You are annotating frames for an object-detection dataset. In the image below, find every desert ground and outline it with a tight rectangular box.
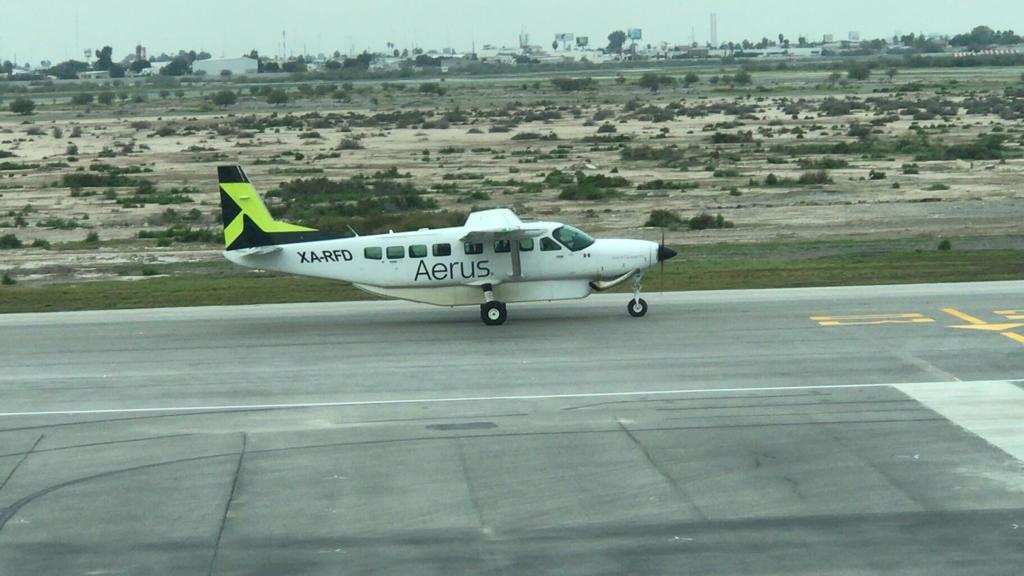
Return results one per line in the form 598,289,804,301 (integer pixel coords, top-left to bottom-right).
0,64,1022,296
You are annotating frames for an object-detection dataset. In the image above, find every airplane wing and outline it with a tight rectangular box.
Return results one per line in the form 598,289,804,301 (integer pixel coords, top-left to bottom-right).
460,209,546,243
459,209,548,280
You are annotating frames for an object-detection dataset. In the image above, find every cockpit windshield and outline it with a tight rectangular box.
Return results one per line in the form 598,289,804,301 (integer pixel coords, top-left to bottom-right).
552,225,596,252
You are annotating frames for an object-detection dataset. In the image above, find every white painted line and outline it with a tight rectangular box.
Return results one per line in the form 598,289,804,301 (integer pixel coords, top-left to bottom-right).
896,381,1024,463
0,380,1016,419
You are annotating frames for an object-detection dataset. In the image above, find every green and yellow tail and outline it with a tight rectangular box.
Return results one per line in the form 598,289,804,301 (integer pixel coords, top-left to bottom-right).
218,166,336,250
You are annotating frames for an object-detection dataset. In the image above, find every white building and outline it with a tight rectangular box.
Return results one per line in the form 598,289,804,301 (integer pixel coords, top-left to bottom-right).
192,57,258,77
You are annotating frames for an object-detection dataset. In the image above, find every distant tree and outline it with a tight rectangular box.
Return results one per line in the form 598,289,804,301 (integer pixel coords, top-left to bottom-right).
343,52,373,71
950,25,1022,48
48,59,90,79
262,61,280,73
798,36,808,47
70,93,94,106
847,63,872,81
827,71,843,86
97,91,115,105
129,59,151,74
108,63,125,78
607,30,627,53
196,51,211,60
638,73,675,93
414,54,441,67
160,57,190,76
1,60,12,75
94,46,113,70
418,82,446,96
210,90,238,107
282,58,307,73
220,69,232,78
266,89,289,106
324,59,342,70
9,97,35,115
886,68,898,82
732,70,753,86
684,72,700,86
551,77,594,92
248,49,259,60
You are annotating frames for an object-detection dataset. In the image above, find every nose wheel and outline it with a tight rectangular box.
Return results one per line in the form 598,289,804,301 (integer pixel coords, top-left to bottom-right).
627,298,648,317
627,273,648,318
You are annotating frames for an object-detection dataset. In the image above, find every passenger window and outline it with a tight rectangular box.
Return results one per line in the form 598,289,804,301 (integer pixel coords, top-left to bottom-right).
464,242,483,255
494,239,511,253
386,246,405,259
518,238,535,252
541,237,562,251
364,247,382,260
409,245,428,258
433,243,452,257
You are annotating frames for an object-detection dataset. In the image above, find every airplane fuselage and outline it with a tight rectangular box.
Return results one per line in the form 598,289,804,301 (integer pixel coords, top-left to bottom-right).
225,222,659,306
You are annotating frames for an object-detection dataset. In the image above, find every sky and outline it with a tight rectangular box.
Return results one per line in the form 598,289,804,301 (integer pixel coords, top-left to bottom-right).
2,0,1023,66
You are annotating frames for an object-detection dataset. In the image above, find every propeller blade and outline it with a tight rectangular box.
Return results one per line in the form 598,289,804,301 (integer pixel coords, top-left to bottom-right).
660,228,666,294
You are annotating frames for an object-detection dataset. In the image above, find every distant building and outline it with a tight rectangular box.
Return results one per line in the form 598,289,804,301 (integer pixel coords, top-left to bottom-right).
77,70,111,80
191,57,258,76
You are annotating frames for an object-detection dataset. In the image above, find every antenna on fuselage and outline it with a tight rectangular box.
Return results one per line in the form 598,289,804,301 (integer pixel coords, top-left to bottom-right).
346,225,359,237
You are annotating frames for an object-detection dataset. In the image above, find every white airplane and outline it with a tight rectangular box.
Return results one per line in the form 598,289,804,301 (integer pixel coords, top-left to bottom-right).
218,165,677,325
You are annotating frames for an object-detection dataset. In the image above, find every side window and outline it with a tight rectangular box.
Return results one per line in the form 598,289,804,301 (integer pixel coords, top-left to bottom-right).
364,247,382,260
409,245,428,258
494,239,511,253
386,246,405,259
464,242,483,255
518,238,535,252
433,243,452,257
540,237,562,251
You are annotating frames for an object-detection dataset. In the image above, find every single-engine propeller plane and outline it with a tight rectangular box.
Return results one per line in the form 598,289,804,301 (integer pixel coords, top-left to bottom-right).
218,165,677,325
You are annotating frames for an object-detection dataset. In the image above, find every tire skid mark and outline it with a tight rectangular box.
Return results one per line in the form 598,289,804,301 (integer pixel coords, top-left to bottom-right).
0,435,43,495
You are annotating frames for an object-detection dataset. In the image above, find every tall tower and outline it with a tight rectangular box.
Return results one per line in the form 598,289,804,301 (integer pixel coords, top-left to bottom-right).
710,13,718,47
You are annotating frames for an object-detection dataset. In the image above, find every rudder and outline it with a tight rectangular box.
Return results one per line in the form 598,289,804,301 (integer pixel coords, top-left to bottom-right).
218,165,337,250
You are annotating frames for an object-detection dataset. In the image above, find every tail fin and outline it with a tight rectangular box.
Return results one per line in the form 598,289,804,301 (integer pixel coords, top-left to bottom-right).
218,166,335,250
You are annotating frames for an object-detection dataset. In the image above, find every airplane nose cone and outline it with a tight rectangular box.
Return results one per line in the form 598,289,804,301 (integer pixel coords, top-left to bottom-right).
658,245,677,262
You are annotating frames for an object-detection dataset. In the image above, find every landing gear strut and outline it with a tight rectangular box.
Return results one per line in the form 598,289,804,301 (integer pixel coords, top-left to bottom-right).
627,274,648,318
479,283,507,326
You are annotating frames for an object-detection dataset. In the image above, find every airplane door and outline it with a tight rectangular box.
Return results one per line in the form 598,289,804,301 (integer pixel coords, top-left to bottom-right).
522,236,577,279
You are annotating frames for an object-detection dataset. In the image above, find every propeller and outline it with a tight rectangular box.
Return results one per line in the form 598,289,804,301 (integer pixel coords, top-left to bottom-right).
656,228,677,294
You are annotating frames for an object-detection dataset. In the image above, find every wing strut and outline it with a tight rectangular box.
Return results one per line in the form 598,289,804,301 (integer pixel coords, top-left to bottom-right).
510,240,522,278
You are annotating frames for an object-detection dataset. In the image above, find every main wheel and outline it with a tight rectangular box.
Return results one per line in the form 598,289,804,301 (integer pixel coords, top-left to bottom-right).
627,298,648,318
481,301,508,326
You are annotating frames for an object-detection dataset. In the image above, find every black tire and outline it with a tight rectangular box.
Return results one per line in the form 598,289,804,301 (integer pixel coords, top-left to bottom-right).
481,301,507,326
627,298,648,318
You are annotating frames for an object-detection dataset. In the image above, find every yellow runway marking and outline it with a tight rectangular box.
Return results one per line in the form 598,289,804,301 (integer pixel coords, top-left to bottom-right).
943,308,1024,332
1003,332,1024,346
942,307,988,325
995,310,1024,320
811,313,934,327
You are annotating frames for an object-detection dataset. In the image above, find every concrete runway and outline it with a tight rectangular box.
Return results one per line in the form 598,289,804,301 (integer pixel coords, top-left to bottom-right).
1,282,1024,575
